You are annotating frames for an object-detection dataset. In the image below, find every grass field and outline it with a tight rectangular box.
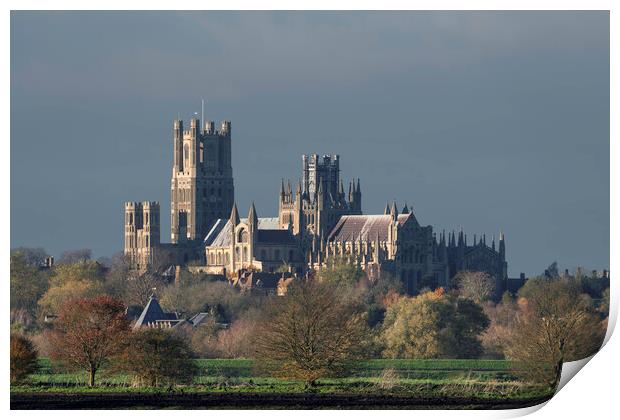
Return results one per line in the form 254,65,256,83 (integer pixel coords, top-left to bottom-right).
11,358,547,398
11,358,554,408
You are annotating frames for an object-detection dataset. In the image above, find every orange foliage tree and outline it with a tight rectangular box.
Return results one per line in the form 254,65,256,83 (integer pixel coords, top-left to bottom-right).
47,295,130,386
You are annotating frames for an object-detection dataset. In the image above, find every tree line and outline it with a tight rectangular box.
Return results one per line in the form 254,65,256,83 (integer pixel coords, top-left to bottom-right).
10,248,609,390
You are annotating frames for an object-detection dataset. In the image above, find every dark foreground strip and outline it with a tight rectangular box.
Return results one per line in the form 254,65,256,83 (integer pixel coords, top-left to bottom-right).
11,392,553,410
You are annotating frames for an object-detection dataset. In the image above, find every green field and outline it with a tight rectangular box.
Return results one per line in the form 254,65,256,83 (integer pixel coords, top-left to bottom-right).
11,358,549,400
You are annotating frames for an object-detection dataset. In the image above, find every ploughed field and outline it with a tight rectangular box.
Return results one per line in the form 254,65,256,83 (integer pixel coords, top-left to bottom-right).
11,359,553,409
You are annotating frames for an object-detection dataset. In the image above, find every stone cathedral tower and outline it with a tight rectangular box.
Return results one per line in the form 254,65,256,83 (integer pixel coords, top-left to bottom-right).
171,118,234,244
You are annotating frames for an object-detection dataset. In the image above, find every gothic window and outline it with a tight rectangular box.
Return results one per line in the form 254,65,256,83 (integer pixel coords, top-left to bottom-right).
235,247,240,260
184,145,190,168
238,229,249,243
242,247,248,262
129,213,133,224
225,253,229,264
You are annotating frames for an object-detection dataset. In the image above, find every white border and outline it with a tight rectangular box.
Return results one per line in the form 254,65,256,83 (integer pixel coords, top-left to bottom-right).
4,2,616,419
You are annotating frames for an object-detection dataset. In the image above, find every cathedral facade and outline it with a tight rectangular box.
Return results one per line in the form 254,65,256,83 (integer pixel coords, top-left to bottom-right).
124,112,510,296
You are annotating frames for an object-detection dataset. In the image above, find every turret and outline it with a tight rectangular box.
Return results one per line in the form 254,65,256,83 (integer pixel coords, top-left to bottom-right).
230,202,240,226
219,121,231,137
354,178,362,212
204,120,215,135
189,118,200,168
348,180,354,203
390,201,398,222
173,119,184,172
248,202,258,231
499,231,506,261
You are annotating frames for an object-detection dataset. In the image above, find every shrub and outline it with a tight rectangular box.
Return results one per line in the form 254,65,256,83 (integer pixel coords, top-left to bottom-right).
10,333,39,383
119,328,199,387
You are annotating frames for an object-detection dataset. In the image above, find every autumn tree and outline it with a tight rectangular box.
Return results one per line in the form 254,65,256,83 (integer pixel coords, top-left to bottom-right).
505,279,605,389
47,295,130,386
10,333,39,384
38,260,106,316
254,279,369,385
452,271,495,304
480,293,518,358
214,317,257,358
380,289,489,359
119,328,198,387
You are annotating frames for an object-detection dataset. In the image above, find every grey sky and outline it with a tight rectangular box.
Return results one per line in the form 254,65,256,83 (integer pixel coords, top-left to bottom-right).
10,11,609,276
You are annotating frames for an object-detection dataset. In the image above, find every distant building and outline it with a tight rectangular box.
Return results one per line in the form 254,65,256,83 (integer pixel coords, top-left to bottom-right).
123,110,511,296
133,294,213,330
203,203,305,276
124,117,234,270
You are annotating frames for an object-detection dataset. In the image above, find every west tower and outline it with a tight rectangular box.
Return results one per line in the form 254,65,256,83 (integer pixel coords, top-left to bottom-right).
171,118,234,244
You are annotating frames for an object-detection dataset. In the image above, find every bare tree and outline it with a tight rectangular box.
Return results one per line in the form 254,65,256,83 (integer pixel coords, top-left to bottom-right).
58,249,92,265
254,280,369,385
505,279,605,389
125,271,165,308
452,271,495,303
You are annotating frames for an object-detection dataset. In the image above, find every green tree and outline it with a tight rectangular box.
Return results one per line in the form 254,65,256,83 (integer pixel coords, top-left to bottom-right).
317,256,365,288
380,290,489,359
38,260,107,316
119,328,198,387
10,333,39,384
517,276,548,300
10,252,49,314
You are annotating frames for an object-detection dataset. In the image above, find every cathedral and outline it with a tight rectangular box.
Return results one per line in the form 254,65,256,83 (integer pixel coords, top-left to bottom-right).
124,114,511,296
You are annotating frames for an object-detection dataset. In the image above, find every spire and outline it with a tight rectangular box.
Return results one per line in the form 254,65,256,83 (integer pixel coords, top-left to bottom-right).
287,180,292,197
402,202,409,214
229,202,240,226
248,202,258,227
384,202,390,215
280,179,285,197
356,178,361,193
339,179,345,195
492,235,496,251
348,180,353,201
390,201,398,221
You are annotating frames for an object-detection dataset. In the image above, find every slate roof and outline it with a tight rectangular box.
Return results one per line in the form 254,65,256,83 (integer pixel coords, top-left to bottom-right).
327,214,413,242
133,295,178,329
188,312,210,327
257,229,296,244
204,217,289,247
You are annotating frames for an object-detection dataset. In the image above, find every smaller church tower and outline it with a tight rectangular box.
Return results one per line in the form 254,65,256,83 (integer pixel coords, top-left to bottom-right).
124,201,161,269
